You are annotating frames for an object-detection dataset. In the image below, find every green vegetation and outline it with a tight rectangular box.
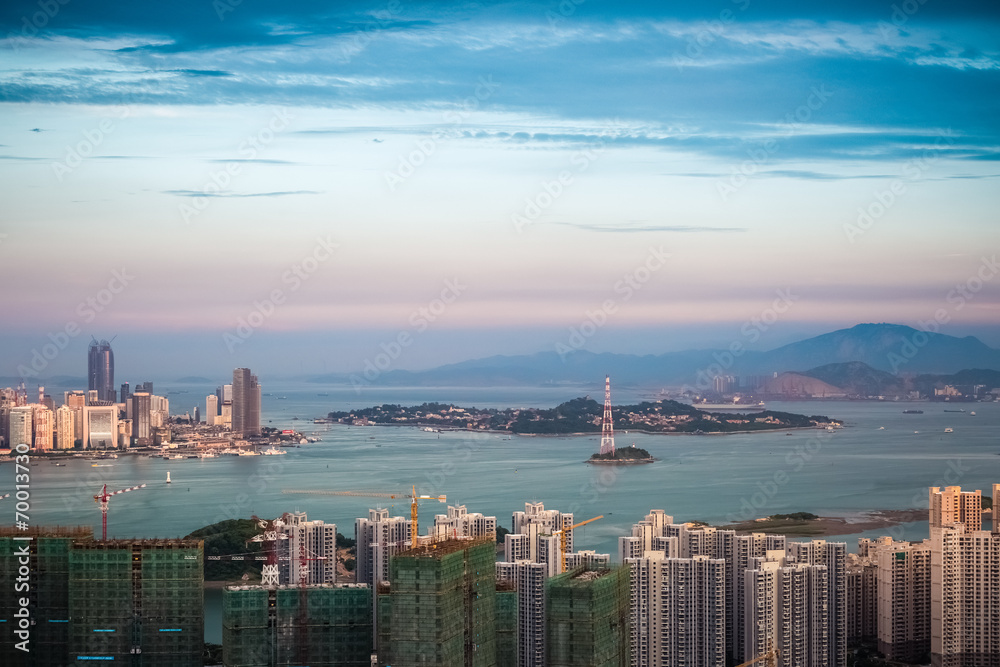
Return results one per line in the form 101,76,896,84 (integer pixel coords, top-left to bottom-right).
337,532,356,548
185,519,263,582
327,398,835,435
770,512,819,521
496,525,510,544
589,445,652,461
983,496,993,510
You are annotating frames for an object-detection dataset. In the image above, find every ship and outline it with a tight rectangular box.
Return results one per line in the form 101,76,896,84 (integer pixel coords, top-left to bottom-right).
261,447,286,456
902,410,924,414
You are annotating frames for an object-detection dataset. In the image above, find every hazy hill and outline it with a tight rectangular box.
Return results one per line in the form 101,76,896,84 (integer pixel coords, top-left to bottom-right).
800,361,903,396
761,373,846,398
309,323,1000,387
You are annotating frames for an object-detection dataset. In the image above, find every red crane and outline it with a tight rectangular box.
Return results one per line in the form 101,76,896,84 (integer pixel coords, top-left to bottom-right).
93,483,146,541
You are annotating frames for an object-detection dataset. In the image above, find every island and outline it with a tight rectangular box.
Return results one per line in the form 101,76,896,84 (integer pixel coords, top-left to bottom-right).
588,444,654,465
323,397,840,435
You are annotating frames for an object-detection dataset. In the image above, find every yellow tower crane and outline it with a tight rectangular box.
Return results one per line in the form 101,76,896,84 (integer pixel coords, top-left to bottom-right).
283,485,446,549
551,515,603,573
735,642,779,667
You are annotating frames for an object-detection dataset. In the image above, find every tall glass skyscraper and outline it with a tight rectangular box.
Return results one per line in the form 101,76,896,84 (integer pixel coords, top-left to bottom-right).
87,339,115,403
232,368,261,438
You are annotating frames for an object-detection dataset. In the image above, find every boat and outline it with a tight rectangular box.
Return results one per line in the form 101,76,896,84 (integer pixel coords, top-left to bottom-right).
944,428,954,433
261,448,286,456
237,450,260,456
878,426,885,430
902,410,924,414
944,409,966,413
971,412,976,416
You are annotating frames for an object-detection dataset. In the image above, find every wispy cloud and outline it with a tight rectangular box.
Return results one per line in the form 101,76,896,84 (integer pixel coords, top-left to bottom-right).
163,189,323,198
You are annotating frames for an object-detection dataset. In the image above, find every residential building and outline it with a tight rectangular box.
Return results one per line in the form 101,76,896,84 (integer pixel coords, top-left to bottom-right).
546,564,630,667
877,540,932,663
432,504,497,540
55,404,75,450
277,511,337,585
355,508,411,587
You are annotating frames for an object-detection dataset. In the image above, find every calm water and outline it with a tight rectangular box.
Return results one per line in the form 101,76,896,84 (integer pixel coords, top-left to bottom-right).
9,385,1000,642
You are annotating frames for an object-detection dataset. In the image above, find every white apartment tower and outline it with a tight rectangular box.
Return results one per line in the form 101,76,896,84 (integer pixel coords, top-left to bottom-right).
431,504,497,540
354,508,411,587
876,539,932,662
277,511,337,585
496,560,548,667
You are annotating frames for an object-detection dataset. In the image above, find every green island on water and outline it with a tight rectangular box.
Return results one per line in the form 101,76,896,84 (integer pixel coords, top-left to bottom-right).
324,397,840,436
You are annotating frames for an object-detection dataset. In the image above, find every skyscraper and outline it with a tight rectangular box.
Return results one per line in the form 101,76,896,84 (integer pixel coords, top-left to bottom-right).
232,368,261,437
55,405,75,450
87,338,115,402
132,392,151,445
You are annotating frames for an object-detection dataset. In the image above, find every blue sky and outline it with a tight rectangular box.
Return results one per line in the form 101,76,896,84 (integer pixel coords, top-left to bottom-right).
1,0,998,378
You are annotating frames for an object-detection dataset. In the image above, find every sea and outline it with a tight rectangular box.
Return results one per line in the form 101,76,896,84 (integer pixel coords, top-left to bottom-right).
8,381,999,643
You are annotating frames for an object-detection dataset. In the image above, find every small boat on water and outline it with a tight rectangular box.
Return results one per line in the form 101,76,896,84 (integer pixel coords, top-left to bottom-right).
903,410,923,414
944,428,954,433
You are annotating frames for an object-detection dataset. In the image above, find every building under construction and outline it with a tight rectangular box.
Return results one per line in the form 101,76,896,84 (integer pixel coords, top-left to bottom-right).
495,581,517,667
546,565,631,667
0,527,203,666
0,526,92,665
223,583,373,667
378,537,497,667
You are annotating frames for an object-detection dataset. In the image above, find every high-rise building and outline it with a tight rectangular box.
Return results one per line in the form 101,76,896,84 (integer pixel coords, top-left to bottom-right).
786,539,847,667
132,391,152,445
432,504,498,540
876,540,932,663
82,405,118,449
0,528,203,665
277,512,338,586
206,395,218,425
355,508,411,587
87,338,115,402
509,502,574,575
66,390,86,441
928,483,1000,667
31,404,53,450
223,584,373,667
929,486,982,531
931,522,1000,667
232,368,261,437
120,382,130,403
8,405,32,447
496,560,548,667
55,404,75,450
545,564,630,667
745,555,830,667
994,484,1000,533
845,552,877,644
731,532,787,662
380,538,497,667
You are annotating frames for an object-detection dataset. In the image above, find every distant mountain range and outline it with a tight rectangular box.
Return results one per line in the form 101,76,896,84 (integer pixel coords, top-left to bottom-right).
310,323,1000,388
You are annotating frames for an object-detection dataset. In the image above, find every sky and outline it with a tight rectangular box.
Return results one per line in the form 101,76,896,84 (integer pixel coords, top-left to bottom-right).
0,0,998,380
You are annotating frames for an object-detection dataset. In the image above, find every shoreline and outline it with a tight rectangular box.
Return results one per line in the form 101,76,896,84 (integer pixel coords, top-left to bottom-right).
721,509,928,537
328,421,831,438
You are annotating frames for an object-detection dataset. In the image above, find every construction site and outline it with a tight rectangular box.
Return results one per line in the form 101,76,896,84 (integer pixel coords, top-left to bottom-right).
546,565,631,667
0,526,204,666
223,583,373,667
378,537,498,667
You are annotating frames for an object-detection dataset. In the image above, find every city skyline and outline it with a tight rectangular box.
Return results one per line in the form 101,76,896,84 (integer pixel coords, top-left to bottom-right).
1,1,998,378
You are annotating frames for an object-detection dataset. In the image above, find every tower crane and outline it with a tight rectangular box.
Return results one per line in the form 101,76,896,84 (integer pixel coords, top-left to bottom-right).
283,485,446,549
551,515,603,573
735,642,779,667
93,483,146,541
